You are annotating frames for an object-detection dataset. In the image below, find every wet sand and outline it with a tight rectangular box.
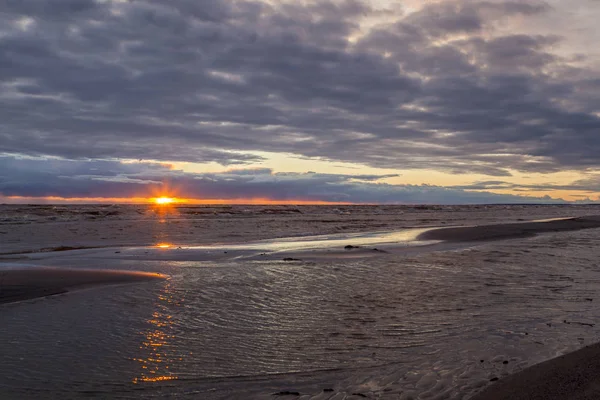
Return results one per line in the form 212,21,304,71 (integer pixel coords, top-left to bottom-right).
425,216,600,399
0,268,166,304
418,216,600,399
418,216,600,242
472,342,600,400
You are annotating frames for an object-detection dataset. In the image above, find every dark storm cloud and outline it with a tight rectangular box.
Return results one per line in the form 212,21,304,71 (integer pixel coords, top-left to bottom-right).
0,156,567,204
1,0,600,192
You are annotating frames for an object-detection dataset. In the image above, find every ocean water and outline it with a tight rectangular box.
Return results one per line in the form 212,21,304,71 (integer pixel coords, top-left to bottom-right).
2,205,600,399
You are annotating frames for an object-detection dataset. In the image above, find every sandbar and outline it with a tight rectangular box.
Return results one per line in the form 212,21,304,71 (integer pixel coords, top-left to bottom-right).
0,267,166,304
418,216,600,242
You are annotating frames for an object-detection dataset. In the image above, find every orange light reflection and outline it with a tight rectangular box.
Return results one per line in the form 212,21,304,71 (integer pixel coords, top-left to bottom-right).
133,281,180,384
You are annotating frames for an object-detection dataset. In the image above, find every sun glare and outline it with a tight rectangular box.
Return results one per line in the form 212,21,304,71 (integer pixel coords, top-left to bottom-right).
154,197,175,205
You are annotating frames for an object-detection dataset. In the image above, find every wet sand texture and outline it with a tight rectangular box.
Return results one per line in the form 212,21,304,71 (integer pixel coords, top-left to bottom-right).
418,216,600,242
0,268,165,304
472,342,600,400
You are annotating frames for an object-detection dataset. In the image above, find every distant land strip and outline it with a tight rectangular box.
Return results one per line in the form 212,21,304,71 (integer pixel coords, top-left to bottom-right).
0,245,114,256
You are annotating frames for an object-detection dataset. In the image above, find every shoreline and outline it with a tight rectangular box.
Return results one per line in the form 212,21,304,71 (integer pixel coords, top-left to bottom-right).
7,216,600,265
3,205,600,256
0,268,166,305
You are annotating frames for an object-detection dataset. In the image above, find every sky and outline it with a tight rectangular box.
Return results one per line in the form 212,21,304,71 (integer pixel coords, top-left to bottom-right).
2,0,600,204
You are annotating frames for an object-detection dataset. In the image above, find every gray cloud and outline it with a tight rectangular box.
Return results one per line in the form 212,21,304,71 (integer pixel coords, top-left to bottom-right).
404,1,549,38
1,0,600,194
452,176,600,193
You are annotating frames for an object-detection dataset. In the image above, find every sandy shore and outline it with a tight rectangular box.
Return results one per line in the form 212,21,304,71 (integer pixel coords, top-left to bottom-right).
0,268,166,304
418,216,600,242
472,342,600,400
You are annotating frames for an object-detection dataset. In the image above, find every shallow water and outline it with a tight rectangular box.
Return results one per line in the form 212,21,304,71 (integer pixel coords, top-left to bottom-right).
3,206,600,399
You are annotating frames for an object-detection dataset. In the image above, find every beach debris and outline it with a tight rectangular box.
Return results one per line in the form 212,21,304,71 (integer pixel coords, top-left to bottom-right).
490,377,499,382
503,361,508,364
372,248,388,253
283,258,301,261
585,298,593,301
344,245,359,249
272,390,300,396
323,388,334,392
352,394,368,398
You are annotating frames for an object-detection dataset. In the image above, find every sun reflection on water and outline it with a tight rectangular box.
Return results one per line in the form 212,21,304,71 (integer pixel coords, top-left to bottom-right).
133,281,181,384
148,201,187,248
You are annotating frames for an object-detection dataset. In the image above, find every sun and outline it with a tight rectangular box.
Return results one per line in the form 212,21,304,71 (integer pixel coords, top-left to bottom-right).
154,197,176,205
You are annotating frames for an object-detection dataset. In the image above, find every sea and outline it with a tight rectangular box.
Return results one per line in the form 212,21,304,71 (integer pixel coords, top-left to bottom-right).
2,204,600,399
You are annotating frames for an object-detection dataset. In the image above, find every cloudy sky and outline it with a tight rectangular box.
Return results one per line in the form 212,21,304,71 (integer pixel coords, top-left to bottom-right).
2,0,600,204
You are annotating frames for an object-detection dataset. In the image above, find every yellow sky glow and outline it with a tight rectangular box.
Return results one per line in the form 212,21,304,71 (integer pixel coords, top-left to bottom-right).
165,151,600,201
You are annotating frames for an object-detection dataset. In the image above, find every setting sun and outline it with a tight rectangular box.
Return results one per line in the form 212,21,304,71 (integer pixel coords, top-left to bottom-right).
153,197,176,205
